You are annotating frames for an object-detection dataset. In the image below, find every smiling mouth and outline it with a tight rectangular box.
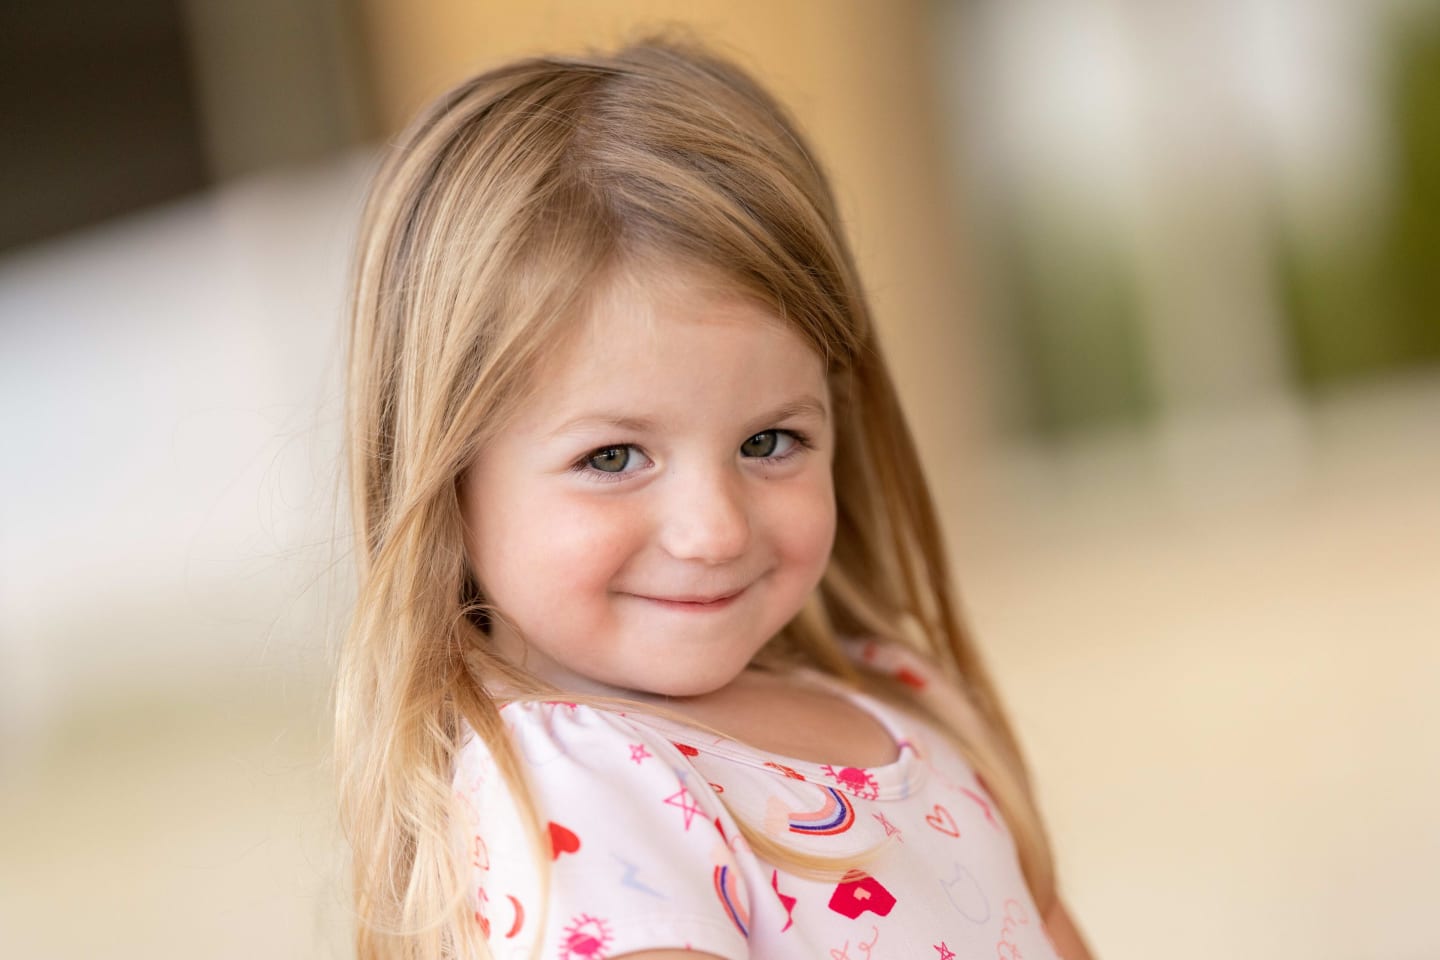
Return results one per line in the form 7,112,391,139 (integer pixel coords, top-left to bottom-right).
628,588,746,611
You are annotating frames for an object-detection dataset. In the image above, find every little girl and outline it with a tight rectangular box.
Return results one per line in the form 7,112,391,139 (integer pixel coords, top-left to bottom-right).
336,37,1092,960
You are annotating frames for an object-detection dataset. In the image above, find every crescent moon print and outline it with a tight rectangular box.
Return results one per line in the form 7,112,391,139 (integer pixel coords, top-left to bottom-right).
504,894,525,939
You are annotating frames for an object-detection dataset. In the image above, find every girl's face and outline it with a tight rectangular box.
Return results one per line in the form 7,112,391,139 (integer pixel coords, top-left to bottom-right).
459,267,836,699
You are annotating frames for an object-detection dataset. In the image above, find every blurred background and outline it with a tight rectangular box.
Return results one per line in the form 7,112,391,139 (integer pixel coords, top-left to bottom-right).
2,1,1436,957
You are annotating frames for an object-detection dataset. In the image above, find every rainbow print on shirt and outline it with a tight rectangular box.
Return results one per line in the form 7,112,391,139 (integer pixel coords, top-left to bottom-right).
787,786,856,836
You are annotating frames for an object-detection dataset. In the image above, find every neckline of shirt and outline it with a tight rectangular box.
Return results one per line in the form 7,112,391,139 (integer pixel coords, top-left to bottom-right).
624,666,927,801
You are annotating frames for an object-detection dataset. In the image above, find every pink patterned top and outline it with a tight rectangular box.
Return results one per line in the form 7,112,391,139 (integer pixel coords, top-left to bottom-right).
452,641,1060,960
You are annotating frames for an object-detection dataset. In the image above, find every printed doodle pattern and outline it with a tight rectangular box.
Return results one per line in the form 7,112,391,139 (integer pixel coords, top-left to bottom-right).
453,640,1061,960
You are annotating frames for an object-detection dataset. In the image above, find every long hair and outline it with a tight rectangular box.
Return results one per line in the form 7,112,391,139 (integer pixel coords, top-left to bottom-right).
335,35,1055,960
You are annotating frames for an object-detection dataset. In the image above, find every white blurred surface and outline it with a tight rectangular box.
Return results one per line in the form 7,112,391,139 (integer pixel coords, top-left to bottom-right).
0,154,370,958
1,152,1436,959
0,152,373,754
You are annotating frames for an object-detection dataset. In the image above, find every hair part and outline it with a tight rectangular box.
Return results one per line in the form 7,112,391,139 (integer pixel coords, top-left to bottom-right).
336,34,1054,960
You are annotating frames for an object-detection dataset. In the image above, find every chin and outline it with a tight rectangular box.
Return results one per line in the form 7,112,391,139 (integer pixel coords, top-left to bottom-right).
632,659,748,700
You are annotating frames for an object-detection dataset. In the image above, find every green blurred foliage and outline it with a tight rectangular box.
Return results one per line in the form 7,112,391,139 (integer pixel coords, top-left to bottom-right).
1000,214,1155,438
1278,5,1440,389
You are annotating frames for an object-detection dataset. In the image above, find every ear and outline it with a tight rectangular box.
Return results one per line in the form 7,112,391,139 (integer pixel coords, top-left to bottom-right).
454,467,482,559
453,472,492,633
459,566,491,634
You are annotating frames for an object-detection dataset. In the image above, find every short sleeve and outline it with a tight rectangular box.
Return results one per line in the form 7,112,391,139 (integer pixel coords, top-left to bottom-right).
846,637,997,752
454,702,751,960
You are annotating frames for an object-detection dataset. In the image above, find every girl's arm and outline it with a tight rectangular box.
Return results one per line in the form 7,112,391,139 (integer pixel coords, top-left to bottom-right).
1045,897,1097,960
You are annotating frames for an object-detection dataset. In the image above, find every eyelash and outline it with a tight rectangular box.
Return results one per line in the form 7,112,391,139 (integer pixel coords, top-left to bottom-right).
571,429,812,482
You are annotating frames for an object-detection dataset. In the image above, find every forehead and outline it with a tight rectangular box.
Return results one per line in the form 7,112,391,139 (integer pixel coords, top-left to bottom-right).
519,263,829,424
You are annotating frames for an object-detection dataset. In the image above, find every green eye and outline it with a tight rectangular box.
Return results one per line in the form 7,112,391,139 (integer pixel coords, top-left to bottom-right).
740,431,779,457
587,446,630,472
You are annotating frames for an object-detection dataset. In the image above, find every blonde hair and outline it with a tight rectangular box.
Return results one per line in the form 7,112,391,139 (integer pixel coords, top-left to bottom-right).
336,35,1055,960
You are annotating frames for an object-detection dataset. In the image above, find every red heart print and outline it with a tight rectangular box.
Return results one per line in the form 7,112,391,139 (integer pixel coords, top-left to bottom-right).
925,804,960,837
828,869,897,919
547,821,580,859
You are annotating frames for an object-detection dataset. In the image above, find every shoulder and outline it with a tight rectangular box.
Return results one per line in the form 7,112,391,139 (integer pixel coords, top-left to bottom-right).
454,702,749,960
453,700,738,871
463,698,682,759
842,636,998,751
455,700,716,815
840,633,944,687
843,635,952,697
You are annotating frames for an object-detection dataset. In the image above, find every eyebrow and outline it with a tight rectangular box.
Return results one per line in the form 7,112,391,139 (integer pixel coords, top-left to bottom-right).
548,395,829,439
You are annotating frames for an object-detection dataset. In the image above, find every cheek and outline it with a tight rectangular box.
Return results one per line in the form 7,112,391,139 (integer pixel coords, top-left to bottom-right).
550,498,646,585
474,486,646,599
766,470,837,578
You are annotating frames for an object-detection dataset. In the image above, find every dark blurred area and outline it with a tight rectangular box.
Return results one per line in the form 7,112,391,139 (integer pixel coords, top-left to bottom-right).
0,0,370,252
0,1,209,250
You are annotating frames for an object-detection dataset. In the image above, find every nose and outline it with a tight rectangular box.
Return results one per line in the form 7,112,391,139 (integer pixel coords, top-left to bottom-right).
657,467,752,563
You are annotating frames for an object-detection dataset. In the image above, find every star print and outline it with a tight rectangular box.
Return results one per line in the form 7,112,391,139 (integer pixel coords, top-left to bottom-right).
771,869,797,932
663,783,703,830
935,942,955,960
871,811,903,841
629,743,652,764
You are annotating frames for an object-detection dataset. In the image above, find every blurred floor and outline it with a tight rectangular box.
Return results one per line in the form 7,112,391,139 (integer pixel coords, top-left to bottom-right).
0,686,349,957
954,379,1440,960
1,155,1436,960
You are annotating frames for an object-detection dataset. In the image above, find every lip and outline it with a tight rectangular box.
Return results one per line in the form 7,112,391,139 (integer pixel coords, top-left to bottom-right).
627,587,747,611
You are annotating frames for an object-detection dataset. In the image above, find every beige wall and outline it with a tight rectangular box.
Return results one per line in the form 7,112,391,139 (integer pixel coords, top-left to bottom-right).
355,0,987,480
